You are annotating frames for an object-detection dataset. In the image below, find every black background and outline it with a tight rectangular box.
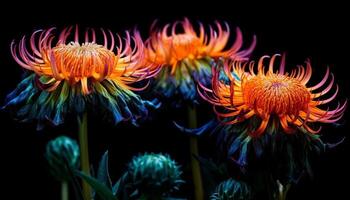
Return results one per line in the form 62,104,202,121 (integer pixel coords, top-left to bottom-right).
0,1,349,199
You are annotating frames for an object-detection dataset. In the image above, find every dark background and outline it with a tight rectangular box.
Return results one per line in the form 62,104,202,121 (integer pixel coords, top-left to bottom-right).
0,1,349,199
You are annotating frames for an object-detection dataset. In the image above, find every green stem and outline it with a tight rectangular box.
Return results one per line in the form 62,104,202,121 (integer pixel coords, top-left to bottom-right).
187,105,204,200
276,180,291,200
61,181,69,200
78,111,92,200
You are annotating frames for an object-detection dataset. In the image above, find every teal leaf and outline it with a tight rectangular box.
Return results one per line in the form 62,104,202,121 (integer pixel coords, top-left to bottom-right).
76,171,117,200
97,151,112,189
113,172,130,198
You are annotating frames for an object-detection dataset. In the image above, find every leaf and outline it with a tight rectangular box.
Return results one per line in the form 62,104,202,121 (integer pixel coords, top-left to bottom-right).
76,171,117,200
97,151,113,189
112,172,130,197
65,159,84,200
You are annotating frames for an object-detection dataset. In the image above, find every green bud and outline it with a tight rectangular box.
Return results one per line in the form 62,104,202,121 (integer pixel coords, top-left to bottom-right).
128,153,184,196
211,178,252,200
46,136,80,181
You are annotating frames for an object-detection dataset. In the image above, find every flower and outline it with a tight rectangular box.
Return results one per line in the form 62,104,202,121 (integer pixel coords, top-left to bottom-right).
199,54,347,137
4,26,159,128
46,136,80,181
210,178,252,200
195,54,347,172
145,18,256,102
127,153,184,197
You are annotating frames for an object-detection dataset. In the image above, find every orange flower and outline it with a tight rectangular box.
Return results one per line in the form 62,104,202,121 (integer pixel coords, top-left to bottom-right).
11,26,156,95
145,18,256,101
5,26,159,127
199,54,347,136
146,18,255,70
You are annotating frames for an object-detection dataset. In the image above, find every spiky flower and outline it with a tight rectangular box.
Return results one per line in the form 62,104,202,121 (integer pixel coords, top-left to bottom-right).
195,54,347,174
145,18,256,102
46,136,80,181
200,54,346,136
4,26,159,128
211,178,252,200
127,153,183,197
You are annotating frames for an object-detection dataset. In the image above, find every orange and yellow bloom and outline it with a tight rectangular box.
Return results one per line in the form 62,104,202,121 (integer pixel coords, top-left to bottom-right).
192,54,347,169
4,27,159,128
199,54,347,136
145,18,256,101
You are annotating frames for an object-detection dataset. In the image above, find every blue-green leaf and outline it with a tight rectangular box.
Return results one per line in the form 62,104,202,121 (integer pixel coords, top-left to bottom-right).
77,171,117,200
97,151,112,189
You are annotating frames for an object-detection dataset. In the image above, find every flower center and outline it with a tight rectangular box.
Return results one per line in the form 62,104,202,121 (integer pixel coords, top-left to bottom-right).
242,74,311,116
171,34,197,46
51,42,115,82
166,34,201,60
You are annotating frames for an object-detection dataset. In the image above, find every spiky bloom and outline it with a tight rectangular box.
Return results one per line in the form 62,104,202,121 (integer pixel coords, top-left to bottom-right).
199,54,346,137
145,18,256,102
127,153,184,197
4,27,159,128
46,136,80,181
211,178,252,200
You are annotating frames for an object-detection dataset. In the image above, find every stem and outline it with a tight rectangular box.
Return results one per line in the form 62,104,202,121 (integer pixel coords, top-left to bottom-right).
78,111,92,200
61,181,69,200
187,105,204,200
276,180,291,200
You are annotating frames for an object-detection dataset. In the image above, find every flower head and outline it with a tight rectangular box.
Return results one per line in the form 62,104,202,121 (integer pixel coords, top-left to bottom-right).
46,136,80,181
127,153,183,197
199,54,347,136
194,54,347,174
4,26,159,128
146,18,256,102
211,178,252,200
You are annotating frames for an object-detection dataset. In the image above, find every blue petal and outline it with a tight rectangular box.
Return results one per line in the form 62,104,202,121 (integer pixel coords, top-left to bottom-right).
236,137,251,166
173,119,217,136
228,132,248,156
